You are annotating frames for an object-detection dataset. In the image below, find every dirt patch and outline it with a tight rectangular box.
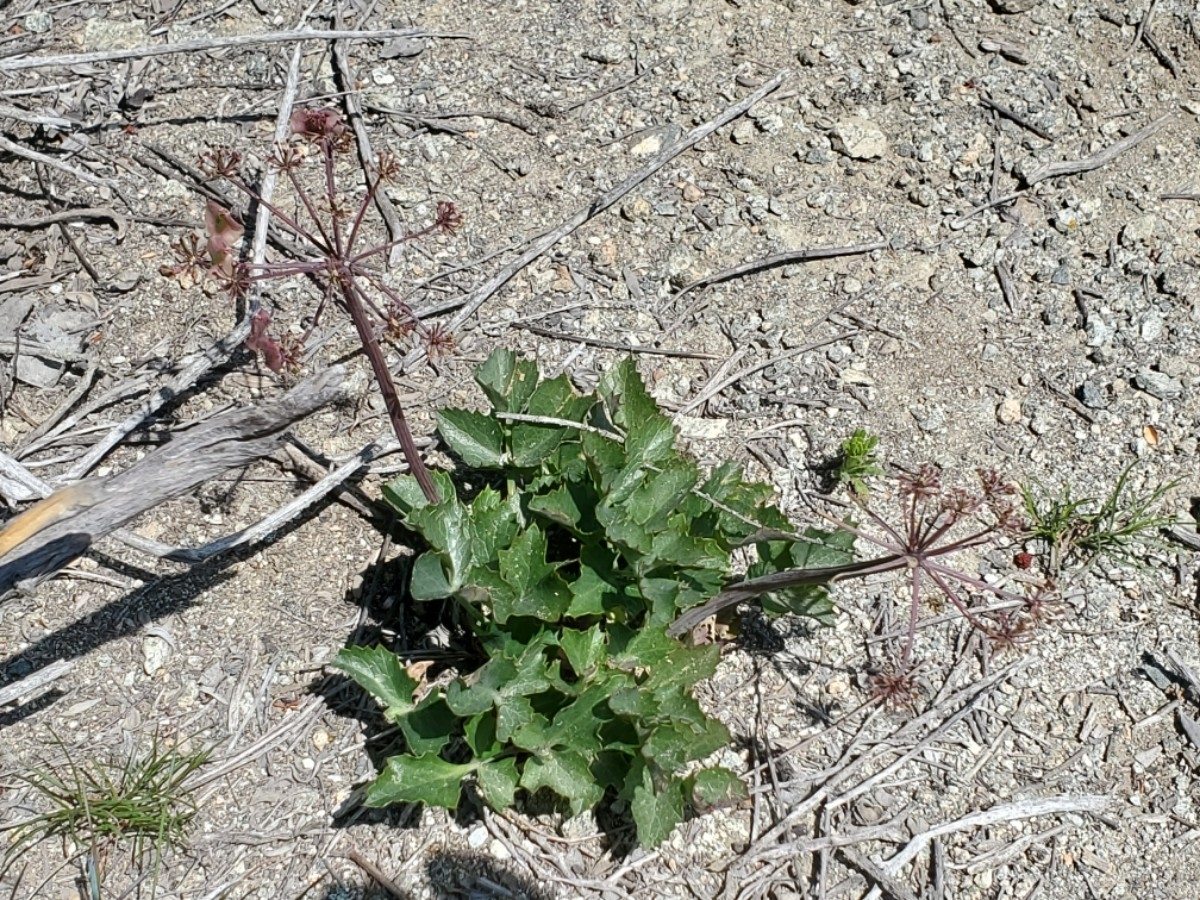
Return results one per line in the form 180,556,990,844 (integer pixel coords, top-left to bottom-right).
2,0,1200,898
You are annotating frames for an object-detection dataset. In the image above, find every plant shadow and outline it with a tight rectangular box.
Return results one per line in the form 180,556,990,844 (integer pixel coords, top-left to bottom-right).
314,846,556,899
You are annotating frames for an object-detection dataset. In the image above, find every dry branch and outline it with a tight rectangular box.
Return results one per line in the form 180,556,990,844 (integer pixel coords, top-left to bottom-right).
0,28,469,72
861,794,1109,900
0,207,128,238
0,658,74,708
60,319,253,483
0,133,115,187
0,366,345,592
1021,112,1174,186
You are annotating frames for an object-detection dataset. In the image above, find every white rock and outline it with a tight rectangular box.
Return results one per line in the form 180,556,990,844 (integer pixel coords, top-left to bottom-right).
831,117,887,159
997,396,1022,425
674,415,728,441
142,635,171,676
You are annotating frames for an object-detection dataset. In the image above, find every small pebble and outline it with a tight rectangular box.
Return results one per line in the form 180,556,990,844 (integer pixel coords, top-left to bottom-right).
24,10,52,32
1134,370,1182,400
1078,381,1108,409
830,117,887,159
583,41,627,64
997,397,1022,425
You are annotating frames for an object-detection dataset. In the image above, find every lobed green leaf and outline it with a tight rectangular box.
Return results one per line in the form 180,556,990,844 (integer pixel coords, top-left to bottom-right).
330,646,418,722
365,755,476,809
475,348,539,413
437,408,506,468
631,768,685,847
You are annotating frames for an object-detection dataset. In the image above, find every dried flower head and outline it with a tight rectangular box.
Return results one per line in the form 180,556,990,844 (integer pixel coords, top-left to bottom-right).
375,152,403,184
199,145,241,178
267,141,305,173
1019,583,1064,627
985,612,1034,655
868,668,920,710
422,322,456,360
290,107,348,145
978,468,1018,502
898,463,941,501
385,300,417,340
940,486,981,519
435,201,465,234
160,232,207,282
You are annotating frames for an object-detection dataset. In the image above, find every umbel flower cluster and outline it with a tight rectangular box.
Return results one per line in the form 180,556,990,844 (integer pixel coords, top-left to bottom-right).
162,107,462,503
843,465,1061,705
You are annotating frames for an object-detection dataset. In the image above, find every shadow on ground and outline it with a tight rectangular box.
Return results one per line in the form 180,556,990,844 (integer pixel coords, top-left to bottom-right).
0,485,336,728
315,846,555,899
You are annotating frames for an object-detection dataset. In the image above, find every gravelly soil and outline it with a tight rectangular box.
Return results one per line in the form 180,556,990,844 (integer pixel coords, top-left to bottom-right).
2,0,1200,898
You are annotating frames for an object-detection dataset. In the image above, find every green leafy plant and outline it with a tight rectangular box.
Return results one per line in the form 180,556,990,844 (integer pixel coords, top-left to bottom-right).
332,349,853,846
835,428,883,495
1021,463,1178,575
1,731,209,892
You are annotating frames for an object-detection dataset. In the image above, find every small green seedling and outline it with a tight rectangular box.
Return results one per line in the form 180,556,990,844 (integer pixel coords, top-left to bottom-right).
836,428,883,495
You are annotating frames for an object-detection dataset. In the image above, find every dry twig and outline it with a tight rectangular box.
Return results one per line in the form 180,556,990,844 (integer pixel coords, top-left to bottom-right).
1022,112,1174,185
0,133,114,187
864,794,1109,898
517,322,719,359
672,238,891,302
0,28,469,72
0,366,345,591
401,69,792,369
0,658,74,708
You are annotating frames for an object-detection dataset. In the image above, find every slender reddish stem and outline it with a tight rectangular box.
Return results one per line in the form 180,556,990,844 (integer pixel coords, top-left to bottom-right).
337,276,439,504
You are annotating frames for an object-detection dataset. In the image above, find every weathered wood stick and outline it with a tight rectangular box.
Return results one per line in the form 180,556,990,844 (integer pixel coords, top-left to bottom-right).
0,366,345,592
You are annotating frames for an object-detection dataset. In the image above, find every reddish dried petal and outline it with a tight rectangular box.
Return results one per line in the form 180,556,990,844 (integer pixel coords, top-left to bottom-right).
290,107,347,141
245,309,284,373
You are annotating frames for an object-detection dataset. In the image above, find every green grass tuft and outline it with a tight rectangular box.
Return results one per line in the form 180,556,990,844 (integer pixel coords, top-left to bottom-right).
1021,463,1179,575
1,730,210,892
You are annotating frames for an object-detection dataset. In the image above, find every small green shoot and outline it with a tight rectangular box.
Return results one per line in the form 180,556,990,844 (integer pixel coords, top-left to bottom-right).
333,349,853,847
836,428,882,496
1021,463,1178,575
1,731,210,891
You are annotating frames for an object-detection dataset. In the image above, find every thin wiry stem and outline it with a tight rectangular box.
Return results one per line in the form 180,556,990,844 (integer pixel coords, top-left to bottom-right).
924,567,989,631
345,172,384,256
850,502,909,552
348,270,397,322
222,173,326,251
347,222,440,266
921,558,1027,604
322,140,346,257
903,566,923,665
283,164,337,252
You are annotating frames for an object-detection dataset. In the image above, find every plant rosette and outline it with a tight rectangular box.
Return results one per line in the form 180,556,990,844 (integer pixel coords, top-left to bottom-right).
332,349,852,846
